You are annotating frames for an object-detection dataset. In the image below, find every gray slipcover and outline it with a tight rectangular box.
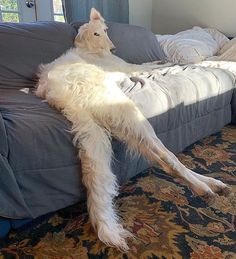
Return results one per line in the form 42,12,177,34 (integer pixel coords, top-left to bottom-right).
0,21,235,220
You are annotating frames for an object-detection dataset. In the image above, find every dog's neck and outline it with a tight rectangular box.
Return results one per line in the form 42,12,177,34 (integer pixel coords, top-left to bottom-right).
71,45,129,74
75,43,111,58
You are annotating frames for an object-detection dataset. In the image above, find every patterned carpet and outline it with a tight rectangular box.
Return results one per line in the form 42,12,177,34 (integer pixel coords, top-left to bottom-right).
0,125,236,259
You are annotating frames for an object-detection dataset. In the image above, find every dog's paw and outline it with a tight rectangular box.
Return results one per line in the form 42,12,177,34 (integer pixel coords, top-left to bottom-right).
205,178,232,197
97,223,133,251
215,185,232,197
200,191,217,206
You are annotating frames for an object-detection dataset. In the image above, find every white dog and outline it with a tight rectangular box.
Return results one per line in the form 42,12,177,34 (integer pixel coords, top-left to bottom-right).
36,8,231,250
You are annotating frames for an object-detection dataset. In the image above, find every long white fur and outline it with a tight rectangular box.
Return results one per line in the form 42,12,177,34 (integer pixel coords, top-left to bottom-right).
36,8,231,250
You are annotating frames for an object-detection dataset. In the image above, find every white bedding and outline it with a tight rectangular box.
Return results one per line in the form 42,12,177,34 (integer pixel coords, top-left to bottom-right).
156,26,229,64
155,27,236,99
212,38,236,62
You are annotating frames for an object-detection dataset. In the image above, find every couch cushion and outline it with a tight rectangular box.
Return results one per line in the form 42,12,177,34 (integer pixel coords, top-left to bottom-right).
0,88,84,218
0,22,76,89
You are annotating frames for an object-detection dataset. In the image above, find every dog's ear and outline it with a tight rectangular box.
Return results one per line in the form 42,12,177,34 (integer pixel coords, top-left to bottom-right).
74,24,89,47
74,33,82,47
90,7,104,22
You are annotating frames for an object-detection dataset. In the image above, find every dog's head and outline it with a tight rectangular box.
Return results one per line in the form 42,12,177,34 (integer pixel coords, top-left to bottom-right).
74,8,115,55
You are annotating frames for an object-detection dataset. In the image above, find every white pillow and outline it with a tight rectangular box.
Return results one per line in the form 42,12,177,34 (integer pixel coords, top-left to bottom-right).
204,27,229,49
218,37,236,55
157,27,221,64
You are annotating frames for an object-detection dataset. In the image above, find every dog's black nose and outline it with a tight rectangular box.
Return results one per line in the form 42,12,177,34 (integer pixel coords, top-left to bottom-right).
110,47,116,53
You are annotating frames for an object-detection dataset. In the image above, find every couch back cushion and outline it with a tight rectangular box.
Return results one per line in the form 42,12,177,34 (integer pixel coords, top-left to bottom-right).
0,21,165,89
0,22,76,88
72,21,166,64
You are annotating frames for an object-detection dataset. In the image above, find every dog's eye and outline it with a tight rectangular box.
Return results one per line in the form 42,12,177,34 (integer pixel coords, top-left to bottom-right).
94,32,100,36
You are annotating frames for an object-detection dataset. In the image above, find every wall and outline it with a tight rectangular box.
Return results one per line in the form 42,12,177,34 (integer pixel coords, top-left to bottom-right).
129,0,152,30
152,0,236,37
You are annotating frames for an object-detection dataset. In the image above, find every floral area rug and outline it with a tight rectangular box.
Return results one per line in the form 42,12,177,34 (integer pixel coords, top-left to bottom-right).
0,125,236,259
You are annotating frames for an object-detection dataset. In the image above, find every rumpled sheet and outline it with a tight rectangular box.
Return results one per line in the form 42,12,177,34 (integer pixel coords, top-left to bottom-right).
121,63,235,120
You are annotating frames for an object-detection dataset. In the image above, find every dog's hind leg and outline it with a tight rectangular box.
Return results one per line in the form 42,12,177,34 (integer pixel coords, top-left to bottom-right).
63,106,131,250
136,135,230,202
109,104,230,203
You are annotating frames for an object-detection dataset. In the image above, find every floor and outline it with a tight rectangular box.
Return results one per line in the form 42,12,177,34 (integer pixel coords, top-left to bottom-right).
1,125,236,259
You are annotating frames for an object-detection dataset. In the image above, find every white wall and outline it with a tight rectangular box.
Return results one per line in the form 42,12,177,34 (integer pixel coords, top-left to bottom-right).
129,0,152,30
152,0,236,37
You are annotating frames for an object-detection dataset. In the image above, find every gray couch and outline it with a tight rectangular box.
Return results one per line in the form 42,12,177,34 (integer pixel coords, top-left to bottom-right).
0,21,235,237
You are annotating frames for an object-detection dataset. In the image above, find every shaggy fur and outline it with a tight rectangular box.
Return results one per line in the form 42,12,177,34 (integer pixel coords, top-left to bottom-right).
36,8,231,250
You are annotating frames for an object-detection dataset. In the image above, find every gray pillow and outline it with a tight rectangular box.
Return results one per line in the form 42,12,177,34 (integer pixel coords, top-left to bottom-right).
0,21,76,88
71,22,166,64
